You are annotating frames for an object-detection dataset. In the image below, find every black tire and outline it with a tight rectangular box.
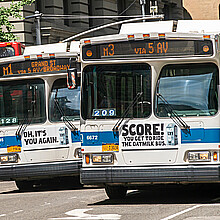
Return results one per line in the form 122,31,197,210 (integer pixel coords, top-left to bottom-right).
15,180,35,192
105,185,127,199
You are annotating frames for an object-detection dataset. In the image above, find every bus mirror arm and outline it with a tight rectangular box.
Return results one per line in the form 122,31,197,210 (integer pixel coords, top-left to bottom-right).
112,92,143,133
67,68,78,89
156,93,190,134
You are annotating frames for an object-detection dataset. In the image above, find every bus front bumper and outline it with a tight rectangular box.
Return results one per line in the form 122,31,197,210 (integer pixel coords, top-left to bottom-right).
0,160,81,181
81,165,220,185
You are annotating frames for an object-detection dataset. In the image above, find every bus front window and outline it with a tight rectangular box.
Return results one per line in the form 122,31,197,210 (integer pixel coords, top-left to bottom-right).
156,63,219,117
0,79,45,126
82,64,151,120
49,78,80,122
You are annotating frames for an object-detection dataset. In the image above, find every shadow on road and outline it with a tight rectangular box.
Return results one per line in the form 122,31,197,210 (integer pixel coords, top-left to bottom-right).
0,178,103,195
90,183,220,206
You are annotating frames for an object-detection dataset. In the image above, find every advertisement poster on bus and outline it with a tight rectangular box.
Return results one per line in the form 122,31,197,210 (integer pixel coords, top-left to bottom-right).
21,125,70,149
119,122,180,149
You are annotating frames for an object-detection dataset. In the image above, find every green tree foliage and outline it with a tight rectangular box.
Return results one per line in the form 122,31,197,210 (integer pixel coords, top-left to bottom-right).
0,0,35,42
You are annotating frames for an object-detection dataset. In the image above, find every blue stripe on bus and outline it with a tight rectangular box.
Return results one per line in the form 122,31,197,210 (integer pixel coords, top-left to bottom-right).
0,136,21,148
181,128,220,143
81,128,220,146
71,130,81,143
81,131,119,146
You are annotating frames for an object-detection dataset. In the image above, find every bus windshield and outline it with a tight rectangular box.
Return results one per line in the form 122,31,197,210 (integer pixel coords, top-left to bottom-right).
156,63,219,117
0,79,46,126
82,64,151,120
49,78,80,122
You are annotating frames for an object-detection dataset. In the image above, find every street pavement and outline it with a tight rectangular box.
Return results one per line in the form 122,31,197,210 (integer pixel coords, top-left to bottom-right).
1,181,220,219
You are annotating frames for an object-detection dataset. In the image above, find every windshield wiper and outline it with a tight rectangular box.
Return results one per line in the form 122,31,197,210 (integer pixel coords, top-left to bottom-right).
54,91,78,133
112,92,143,133
157,93,190,133
15,100,35,137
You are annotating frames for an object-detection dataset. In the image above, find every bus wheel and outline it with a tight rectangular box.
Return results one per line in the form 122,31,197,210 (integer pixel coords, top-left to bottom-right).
105,185,127,199
15,180,34,192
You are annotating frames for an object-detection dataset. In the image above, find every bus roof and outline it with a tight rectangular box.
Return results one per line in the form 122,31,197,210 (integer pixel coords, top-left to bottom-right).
119,20,174,34
176,20,220,34
120,20,220,35
24,41,80,55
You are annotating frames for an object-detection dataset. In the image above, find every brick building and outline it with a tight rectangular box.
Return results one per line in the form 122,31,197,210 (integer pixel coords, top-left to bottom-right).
1,0,186,45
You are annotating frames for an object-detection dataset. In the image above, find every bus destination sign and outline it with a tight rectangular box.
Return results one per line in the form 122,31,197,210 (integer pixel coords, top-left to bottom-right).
0,58,71,77
82,39,213,60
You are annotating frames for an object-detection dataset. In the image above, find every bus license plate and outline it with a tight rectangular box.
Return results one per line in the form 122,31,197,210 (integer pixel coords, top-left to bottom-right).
102,144,119,152
7,146,21,153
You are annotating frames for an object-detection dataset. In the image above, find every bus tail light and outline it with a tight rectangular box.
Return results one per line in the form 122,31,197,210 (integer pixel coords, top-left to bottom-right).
85,154,90,164
159,33,166,39
24,55,30,60
213,152,218,161
127,35,134,40
49,53,55,58
84,40,91,45
203,35,210,39
37,54,43,59
143,34,150,39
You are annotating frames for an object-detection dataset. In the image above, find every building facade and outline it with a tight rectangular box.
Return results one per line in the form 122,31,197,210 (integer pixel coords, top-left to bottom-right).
2,0,186,45
183,0,220,20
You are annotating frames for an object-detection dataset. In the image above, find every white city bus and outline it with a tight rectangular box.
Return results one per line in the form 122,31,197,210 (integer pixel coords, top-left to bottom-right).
80,20,220,199
0,42,81,191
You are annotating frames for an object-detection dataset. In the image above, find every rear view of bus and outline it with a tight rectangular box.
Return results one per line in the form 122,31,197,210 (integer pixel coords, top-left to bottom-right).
80,20,220,199
0,42,81,191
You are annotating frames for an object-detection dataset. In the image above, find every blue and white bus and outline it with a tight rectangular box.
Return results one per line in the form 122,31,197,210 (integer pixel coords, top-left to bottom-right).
79,20,220,199
0,42,81,191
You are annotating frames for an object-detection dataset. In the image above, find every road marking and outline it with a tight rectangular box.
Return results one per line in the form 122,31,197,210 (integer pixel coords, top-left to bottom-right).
13,210,23,214
0,214,6,217
41,202,51,206
68,197,77,200
160,205,201,220
49,208,121,220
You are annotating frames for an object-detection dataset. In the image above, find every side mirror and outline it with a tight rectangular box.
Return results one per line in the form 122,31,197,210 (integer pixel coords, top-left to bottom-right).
67,68,78,89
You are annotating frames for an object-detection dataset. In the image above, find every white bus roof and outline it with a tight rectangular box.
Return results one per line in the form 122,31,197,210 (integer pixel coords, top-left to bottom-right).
176,20,220,34
24,41,80,55
120,20,220,35
119,20,174,34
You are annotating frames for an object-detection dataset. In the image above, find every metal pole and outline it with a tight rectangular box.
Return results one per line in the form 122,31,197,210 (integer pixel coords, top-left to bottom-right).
35,11,41,45
140,0,146,22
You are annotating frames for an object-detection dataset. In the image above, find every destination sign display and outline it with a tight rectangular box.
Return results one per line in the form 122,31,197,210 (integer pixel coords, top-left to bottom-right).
0,58,71,77
82,39,213,60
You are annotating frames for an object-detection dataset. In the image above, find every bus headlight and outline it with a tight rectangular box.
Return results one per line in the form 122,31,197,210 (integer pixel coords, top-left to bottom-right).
188,151,211,162
0,154,18,163
92,154,113,164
